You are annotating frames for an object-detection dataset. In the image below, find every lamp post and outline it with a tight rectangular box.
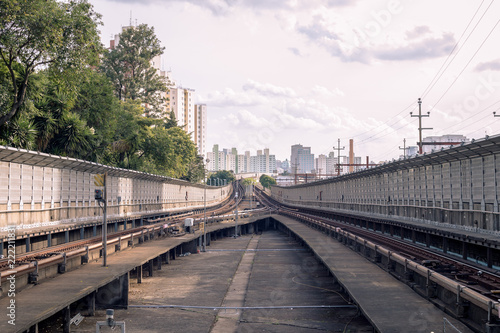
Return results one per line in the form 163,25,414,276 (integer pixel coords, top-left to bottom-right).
203,159,209,252
235,190,238,237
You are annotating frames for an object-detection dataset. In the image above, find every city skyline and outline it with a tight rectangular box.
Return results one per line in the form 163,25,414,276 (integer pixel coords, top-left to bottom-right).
90,0,500,162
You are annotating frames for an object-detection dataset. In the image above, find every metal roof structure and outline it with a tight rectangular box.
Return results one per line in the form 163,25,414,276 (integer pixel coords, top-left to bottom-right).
278,134,500,189
0,145,203,188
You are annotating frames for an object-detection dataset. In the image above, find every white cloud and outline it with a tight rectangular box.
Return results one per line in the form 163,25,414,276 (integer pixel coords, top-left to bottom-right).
475,59,500,72
311,85,344,97
242,79,296,97
198,87,268,107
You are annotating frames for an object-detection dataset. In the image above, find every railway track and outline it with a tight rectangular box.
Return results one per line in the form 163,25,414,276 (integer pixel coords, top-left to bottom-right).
254,187,500,302
0,181,246,273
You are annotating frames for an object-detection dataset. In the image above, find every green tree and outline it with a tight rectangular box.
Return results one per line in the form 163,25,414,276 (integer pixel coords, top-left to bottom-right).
209,170,236,186
180,155,206,183
102,24,167,115
241,178,256,186
0,0,102,127
71,70,119,160
108,100,152,169
164,110,178,129
259,174,276,189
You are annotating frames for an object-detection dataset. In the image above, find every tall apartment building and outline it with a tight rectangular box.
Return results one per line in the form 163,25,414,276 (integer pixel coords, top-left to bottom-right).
315,152,337,176
291,144,315,174
244,151,251,172
167,87,195,136
194,104,207,156
208,145,276,174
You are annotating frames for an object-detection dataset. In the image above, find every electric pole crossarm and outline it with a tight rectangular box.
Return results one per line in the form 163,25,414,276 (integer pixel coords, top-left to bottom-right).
409,98,432,154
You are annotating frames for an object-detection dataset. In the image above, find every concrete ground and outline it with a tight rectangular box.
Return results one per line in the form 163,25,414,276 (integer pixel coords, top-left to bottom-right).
71,229,373,332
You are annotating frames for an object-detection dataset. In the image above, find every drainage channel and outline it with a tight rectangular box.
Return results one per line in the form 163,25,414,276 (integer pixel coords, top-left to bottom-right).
209,234,261,333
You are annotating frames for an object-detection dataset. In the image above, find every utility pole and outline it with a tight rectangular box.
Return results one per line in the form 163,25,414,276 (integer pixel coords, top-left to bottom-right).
410,98,432,154
335,139,345,176
234,190,238,237
103,172,107,266
292,158,300,185
203,158,209,252
94,172,107,267
399,138,407,158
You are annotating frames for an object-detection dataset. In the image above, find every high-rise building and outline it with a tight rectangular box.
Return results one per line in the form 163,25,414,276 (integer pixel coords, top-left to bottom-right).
213,144,219,171
206,152,216,171
291,144,315,174
326,152,336,175
245,151,251,172
315,154,328,176
231,148,238,173
167,87,195,135
208,145,276,173
194,104,207,156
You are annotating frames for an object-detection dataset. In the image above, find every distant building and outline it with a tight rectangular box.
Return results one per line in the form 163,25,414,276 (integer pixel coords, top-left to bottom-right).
193,104,207,156
291,144,315,174
399,135,470,158
422,135,469,154
326,152,336,174
208,145,276,173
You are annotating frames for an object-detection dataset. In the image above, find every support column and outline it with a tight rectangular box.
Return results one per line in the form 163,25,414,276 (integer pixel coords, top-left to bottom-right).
165,251,170,265
148,260,153,277
462,241,468,260
443,237,448,254
80,227,84,240
27,324,38,333
487,247,493,268
26,235,30,253
137,265,142,284
87,291,96,316
62,305,70,333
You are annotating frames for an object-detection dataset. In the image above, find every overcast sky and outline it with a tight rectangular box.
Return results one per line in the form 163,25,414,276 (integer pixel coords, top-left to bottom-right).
89,0,500,162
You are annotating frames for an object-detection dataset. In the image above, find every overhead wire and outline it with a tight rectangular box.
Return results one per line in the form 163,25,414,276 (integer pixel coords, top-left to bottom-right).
463,111,500,137
420,0,490,100
437,98,500,134
320,1,498,161
427,16,500,113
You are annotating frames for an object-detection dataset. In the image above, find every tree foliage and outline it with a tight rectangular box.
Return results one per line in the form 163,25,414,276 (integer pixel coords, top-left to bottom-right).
259,174,276,189
0,4,202,183
0,0,102,126
209,170,236,186
241,178,256,186
101,24,167,115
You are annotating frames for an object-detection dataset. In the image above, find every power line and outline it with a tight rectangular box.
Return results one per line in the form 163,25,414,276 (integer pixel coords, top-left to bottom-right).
438,98,500,133
319,101,416,156
428,16,500,113
420,0,491,99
